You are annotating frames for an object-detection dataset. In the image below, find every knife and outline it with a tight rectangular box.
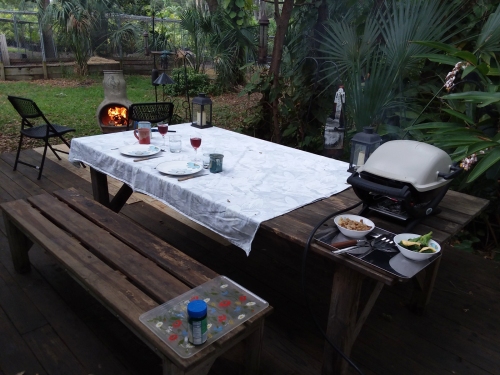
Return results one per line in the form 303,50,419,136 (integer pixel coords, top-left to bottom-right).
178,174,209,182
133,155,163,162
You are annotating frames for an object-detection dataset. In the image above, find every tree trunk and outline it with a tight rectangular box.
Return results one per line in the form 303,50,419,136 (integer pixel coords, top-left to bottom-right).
205,0,218,13
267,0,295,143
41,0,56,59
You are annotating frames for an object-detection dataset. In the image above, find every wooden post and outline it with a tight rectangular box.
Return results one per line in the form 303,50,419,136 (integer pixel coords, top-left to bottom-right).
42,61,48,79
0,61,5,81
409,255,442,314
90,167,110,206
0,34,10,67
322,264,364,375
2,209,33,274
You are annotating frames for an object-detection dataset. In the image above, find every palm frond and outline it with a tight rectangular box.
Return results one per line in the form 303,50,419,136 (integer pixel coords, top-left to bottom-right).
475,4,500,54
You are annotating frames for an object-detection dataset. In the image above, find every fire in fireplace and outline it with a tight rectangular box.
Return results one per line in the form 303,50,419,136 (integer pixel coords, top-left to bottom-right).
100,105,128,126
96,70,133,134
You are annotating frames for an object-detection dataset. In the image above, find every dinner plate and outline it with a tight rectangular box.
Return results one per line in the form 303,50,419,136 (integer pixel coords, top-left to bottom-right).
156,160,203,176
120,145,161,157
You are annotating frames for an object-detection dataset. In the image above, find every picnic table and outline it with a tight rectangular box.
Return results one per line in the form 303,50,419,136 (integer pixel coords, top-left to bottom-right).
69,124,489,375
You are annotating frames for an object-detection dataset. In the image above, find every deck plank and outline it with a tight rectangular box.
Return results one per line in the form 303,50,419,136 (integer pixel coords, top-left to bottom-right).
23,324,88,375
0,149,498,375
0,296,48,375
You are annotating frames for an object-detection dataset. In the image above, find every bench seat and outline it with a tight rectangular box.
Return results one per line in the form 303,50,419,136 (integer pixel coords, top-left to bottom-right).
0,187,272,375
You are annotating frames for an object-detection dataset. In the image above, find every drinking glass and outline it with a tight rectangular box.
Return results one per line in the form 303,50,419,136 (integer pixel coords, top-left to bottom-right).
157,123,168,149
169,135,182,153
190,133,202,161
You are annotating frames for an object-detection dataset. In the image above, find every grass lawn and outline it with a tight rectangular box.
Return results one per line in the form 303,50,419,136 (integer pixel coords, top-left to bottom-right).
0,75,259,153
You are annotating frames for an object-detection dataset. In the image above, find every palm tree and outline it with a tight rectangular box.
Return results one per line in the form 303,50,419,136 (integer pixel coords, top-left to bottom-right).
39,0,139,76
179,5,256,89
39,0,103,75
318,0,464,134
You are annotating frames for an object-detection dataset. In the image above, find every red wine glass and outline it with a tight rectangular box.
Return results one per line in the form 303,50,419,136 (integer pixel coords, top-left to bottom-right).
190,134,202,161
157,123,168,148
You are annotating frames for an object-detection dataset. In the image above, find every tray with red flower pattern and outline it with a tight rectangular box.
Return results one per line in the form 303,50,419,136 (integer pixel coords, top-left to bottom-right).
139,275,269,358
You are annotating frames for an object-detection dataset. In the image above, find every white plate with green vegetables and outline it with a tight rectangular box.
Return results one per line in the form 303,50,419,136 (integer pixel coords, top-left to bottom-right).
393,232,441,261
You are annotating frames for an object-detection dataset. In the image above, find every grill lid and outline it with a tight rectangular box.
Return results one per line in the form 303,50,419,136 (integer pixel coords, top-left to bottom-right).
357,140,453,192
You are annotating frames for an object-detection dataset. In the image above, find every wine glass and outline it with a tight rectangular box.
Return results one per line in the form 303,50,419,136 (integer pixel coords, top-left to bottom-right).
190,133,202,162
157,123,168,149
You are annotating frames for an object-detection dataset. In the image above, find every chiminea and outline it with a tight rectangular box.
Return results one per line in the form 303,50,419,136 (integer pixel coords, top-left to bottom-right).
96,70,133,134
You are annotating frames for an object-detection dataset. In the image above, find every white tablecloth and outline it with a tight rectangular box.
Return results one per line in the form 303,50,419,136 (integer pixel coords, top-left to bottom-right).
69,124,351,254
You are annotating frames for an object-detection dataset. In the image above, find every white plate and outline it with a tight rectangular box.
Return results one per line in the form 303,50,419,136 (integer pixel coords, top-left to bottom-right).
120,145,161,157
156,160,203,176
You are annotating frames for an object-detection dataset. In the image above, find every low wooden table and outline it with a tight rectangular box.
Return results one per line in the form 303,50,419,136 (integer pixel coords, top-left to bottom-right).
87,167,489,374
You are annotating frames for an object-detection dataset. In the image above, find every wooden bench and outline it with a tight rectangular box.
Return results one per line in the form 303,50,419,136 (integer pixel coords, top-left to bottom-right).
0,187,272,375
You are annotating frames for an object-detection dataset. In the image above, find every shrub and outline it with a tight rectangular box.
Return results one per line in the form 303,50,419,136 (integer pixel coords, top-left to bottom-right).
164,67,220,97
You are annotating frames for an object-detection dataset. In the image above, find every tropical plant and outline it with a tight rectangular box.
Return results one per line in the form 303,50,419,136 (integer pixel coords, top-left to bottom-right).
179,5,256,90
38,0,139,75
163,67,215,97
179,5,209,73
38,0,102,75
206,9,257,89
408,3,500,186
317,0,465,134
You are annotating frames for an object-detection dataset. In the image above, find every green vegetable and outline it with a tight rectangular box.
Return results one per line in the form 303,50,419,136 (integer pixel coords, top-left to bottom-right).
408,231,433,247
399,231,434,252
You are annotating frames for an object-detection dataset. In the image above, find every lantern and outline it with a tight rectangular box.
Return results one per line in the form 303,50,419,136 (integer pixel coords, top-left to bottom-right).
191,93,213,129
348,127,382,172
258,12,269,65
154,73,176,102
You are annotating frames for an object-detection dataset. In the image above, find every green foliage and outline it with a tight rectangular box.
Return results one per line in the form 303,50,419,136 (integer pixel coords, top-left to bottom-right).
179,5,256,91
40,0,105,75
179,6,209,73
318,0,464,134
163,67,218,97
409,4,500,186
222,0,254,27
39,0,141,75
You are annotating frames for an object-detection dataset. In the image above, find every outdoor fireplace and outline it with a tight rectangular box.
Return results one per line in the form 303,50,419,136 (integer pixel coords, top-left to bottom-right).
96,70,133,134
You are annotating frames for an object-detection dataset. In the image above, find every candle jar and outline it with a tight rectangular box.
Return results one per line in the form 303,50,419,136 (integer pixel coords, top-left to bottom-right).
209,154,224,173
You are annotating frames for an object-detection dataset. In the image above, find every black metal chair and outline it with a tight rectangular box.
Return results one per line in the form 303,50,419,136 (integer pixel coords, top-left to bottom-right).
8,95,76,180
128,102,174,125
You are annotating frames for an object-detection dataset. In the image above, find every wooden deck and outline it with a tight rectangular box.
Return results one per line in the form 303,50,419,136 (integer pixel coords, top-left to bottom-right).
0,147,499,375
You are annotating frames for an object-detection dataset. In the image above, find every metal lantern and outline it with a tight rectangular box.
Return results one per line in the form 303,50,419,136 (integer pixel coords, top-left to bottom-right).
191,93,213,129
348,127,382,172
258,12,269,65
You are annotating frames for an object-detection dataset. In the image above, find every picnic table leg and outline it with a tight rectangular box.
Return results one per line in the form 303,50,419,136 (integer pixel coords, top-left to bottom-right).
242,319,265,375
322,263,383,375
90,167,110,206
409,255,442,315
90,167,133,213
2,209,33,273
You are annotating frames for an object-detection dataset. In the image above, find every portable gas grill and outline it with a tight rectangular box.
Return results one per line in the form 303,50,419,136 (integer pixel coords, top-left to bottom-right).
347,140,462,230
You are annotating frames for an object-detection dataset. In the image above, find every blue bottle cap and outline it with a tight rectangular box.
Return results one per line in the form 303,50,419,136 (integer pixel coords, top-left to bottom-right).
187,300,207,318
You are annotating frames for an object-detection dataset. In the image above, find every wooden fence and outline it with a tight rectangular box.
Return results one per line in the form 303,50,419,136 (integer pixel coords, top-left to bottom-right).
0,56,161,81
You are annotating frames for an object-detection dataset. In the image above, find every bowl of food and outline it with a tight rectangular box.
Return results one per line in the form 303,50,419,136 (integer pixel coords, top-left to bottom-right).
334,214,374,239
394,232,441,261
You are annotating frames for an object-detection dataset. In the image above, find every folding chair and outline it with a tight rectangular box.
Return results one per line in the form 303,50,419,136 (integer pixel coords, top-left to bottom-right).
8,95,76,180
128,102,174,126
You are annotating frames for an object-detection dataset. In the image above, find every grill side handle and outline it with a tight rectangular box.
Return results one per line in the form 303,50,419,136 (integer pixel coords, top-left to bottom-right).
347,173,412,200
437,163,462,180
